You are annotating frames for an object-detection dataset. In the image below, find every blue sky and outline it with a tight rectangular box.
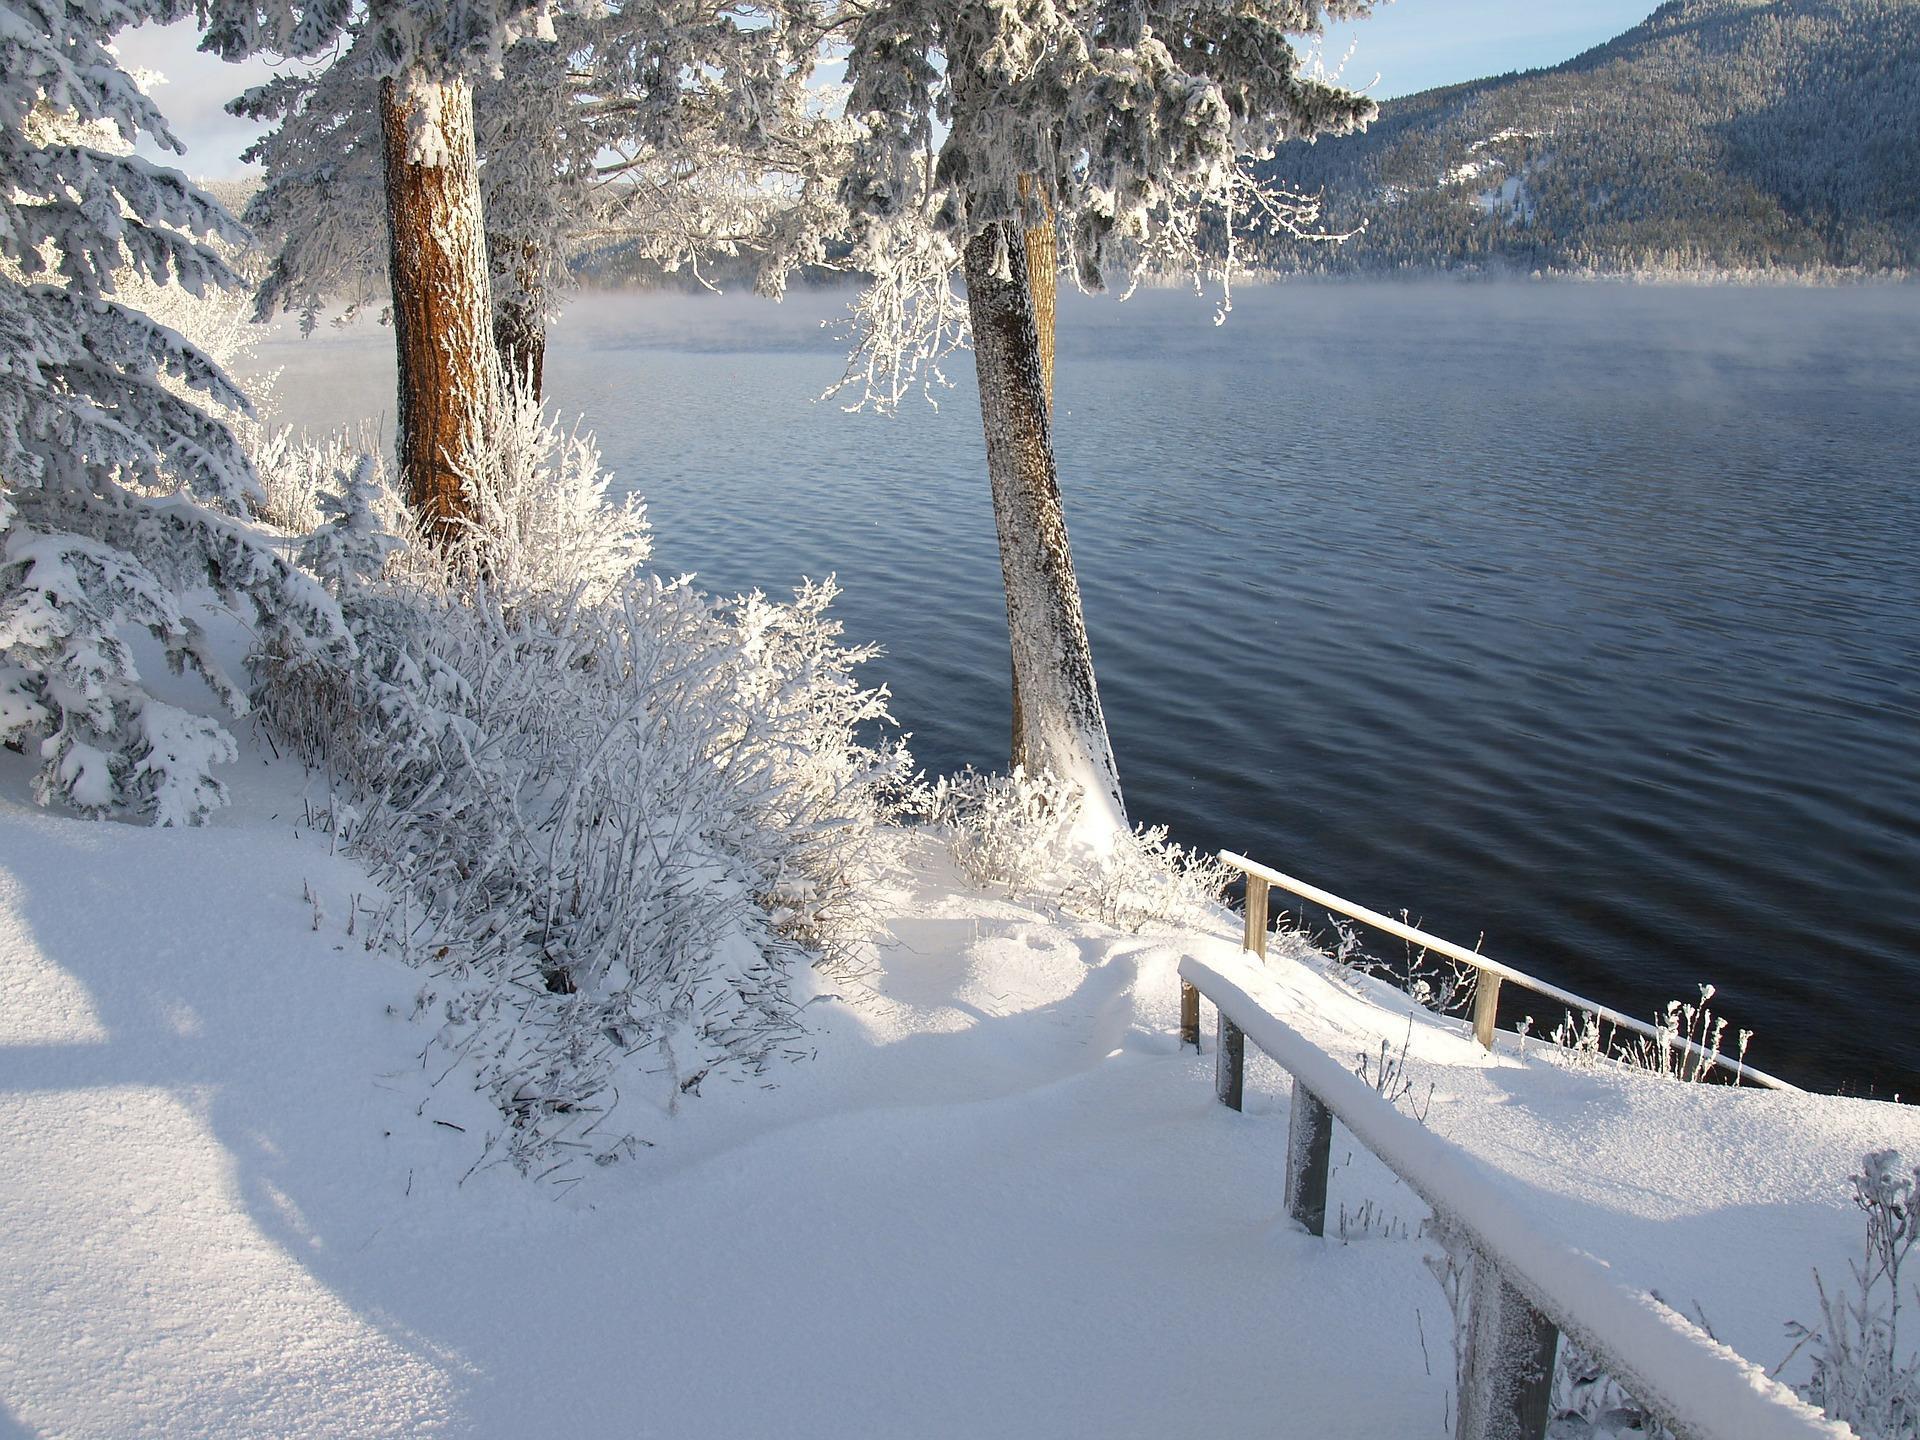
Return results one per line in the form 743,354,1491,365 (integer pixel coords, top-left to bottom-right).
116,0,1659,178
1324,1,1654,97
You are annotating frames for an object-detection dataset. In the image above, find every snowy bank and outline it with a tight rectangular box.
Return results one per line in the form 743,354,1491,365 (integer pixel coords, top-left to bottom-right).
2,736,1917,1436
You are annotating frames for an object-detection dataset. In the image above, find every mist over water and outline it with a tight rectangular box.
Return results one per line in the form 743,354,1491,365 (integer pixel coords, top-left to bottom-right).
249,281,1920,1098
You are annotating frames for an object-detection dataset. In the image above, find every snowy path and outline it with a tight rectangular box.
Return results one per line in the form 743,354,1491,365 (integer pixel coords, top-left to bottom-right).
2,747,1916,1437
0,753,1443,1438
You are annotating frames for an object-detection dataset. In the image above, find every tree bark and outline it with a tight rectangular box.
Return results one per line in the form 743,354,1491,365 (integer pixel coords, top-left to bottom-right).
378,74,498,540
1011,183,1058,750
489,234,547,400
963,221,1125,844
1024,199,1057,412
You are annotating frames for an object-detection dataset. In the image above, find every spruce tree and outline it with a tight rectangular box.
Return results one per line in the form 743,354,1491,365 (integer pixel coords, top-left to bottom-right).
0,0,343,823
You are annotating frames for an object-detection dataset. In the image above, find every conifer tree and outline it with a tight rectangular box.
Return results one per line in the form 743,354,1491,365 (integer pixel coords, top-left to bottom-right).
0,2,345,823
201,0,559,531
838,0,1378,843
235,0,846,403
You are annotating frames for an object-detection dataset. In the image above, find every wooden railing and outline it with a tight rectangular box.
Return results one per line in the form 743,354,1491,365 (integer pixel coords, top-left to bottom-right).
1197,850,1798,1091
1179,947,1849,1440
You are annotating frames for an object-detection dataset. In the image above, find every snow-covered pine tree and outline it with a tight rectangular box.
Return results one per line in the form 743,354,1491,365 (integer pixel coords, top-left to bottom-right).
0,2,345,824
838,0,1378,846
234,0,848,403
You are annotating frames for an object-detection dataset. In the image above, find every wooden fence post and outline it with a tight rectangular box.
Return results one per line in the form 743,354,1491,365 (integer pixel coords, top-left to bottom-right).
1474,972,1504,1051
1458,1259,1559,1440
1243,874,1270,961
1215,1011,1245,1112
1284,1082,1333,1236
1180,981,1200,1050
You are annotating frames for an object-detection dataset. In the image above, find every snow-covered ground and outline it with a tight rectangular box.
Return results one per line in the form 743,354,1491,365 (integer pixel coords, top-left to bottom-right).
3,727,1916,1437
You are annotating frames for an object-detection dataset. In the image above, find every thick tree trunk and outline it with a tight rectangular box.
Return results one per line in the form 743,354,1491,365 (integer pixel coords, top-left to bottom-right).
379,74,497,540
489,234,547,400
963,222,1126,845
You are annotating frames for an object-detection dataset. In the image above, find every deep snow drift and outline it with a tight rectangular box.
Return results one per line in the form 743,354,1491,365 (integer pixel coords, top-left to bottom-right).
2,734,1916,1437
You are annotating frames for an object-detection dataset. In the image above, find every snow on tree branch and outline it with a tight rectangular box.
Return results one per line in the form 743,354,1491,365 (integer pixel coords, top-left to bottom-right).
832,0,1380,404
1,0,346,823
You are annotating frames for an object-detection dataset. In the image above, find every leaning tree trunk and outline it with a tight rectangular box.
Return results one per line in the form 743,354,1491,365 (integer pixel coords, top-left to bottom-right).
379,73,498,541
963,221,1126,845
1010,181,1059,750
488,234,547,400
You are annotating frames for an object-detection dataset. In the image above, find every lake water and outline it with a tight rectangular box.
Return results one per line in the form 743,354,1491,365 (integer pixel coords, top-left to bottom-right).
248,281,1920,1098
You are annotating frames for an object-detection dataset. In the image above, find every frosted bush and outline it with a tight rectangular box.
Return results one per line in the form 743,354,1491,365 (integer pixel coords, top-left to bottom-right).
443,378,649,602
1548,1338,1672,1438
1615,985,1752,1083
1539,985,1754,1085
252,425,391,535
255,420,911,1174
928,764,1074,894
1319,912,1478,1020
1790,1150,1920,1439
924,765,1229,931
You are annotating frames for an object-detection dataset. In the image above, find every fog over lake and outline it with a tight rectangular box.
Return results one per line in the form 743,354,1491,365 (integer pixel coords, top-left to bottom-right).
248,280,1920,1097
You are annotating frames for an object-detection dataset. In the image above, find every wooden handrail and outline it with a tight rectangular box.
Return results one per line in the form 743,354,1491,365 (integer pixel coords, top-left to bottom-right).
1218,850,1797,1092
1180,948,1849,1440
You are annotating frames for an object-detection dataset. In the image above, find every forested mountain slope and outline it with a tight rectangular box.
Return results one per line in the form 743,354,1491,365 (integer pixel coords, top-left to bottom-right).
1263,0,1920,274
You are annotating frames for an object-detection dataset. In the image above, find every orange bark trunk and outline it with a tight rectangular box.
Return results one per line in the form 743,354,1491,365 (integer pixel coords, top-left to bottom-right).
379,74,497,541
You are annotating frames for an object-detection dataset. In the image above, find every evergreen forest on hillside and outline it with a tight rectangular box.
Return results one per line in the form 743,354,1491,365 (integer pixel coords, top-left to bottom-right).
1259,0,1920,275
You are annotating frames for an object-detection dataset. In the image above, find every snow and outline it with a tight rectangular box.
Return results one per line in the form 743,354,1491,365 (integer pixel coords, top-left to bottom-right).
1477,175,1535,220
3,708,1917,1436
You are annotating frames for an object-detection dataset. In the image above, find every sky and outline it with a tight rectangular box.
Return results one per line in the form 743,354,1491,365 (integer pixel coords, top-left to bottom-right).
115,0,1660,180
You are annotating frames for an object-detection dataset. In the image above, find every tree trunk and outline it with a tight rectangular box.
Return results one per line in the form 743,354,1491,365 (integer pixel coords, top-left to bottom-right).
1011,183,1058,750
489,234,547,400
1024,199,1057,411
378,73,497,540
963,221,1126,846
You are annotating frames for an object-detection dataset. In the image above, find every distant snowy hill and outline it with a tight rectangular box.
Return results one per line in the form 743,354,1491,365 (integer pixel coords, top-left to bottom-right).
1264,0,1920,275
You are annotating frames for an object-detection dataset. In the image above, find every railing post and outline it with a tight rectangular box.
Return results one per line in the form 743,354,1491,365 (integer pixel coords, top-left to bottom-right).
1473,971,1503,1051
1215,1011,1245,1111
1284,1081,1333,1236
1179,981,1201,1049
1458,1259,1559,1440
1243,874,1270,961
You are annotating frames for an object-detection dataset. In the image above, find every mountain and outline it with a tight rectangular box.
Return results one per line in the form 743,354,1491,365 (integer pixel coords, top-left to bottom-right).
1260,0,1920,275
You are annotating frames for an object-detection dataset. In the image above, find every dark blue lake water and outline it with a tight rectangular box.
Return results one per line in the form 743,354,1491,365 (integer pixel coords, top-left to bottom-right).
253,281,1920,1098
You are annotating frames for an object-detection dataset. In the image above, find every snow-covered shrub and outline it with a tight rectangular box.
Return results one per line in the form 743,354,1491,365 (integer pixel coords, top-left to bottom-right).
1613,985,1752,1084
252,425,385,535
0,17,345,825
1539,986,1754,1085
442,378,648,602
1318,912,1479,1021
1549,1337,1672,1438
923,765,1229,931
1790,1150,1920,1439
928,764,1074,894
256,418,911,1171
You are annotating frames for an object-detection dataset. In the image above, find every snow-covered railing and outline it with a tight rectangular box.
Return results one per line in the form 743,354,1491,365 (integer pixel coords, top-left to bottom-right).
1203,851,1797,1091
1178,947,1851,1440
